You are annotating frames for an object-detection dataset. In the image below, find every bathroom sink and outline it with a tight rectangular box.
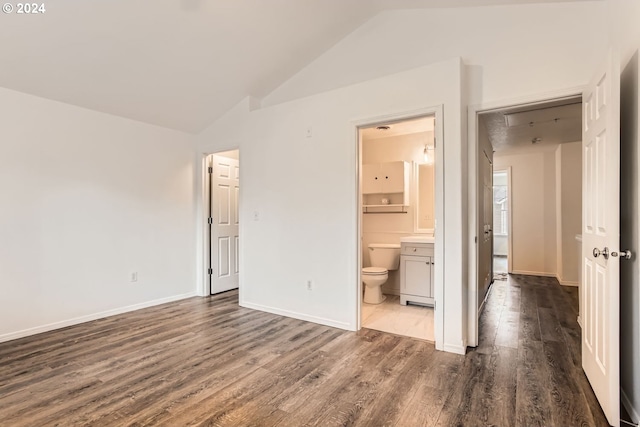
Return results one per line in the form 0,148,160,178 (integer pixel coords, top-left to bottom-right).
400,235,435,244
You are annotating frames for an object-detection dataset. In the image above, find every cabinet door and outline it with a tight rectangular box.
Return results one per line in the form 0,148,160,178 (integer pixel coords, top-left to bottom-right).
362,164,381,194
402,255,431,297
381,161,405,193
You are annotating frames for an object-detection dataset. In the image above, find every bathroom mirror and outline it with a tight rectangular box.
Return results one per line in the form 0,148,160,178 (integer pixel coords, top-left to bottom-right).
414,162,435,233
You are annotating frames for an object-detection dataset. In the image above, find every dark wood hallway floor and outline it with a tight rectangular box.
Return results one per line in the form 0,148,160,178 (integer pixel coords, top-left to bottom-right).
0,275,609,426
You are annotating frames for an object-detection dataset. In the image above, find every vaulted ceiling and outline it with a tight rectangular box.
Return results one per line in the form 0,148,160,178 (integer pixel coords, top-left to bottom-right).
0,0,592,133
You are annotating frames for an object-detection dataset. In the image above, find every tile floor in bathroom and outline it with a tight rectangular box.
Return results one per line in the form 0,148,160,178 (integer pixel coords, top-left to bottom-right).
361,294,434,341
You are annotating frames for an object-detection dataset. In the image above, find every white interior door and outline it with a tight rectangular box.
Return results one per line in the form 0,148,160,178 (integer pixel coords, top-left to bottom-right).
209,154,239,294
582,52,620,427
478,150,493,307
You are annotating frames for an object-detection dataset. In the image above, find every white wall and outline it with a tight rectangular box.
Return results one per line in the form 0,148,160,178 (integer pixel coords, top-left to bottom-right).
0,87,196,341
620,48,640,424
611,0,640,420
197,58,466,353
361,132,434,294
494,148,558,277
558,142,582,284
263,2,608,108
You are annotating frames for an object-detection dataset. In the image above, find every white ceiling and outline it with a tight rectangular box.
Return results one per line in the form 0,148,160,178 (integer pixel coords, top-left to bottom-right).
480,97,583,154
361,116,434,140
0,0,592,133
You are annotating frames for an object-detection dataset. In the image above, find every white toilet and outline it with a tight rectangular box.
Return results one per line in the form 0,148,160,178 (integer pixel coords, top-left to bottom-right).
362,243,401,304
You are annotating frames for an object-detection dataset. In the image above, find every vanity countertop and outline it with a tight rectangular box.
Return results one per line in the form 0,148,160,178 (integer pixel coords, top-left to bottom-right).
400,235,435,244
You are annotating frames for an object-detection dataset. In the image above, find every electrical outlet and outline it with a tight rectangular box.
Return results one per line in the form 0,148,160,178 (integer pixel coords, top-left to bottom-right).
130,272,138,282
253,211,259,221
307,280,312,290
306,126,312,138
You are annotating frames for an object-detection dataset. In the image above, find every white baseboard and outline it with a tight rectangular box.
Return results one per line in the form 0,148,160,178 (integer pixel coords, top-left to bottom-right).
0,292,197,344
509,270,578,288
558,280,579,287
556,275,579,287
511,270,556,277
240,300,353,331
622,387,640,424
443,342,467,355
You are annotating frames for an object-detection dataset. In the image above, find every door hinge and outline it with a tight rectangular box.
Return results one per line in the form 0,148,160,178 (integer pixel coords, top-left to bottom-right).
475,236,478,243
208,217,213,224
208,166,213,174
207,268,213,275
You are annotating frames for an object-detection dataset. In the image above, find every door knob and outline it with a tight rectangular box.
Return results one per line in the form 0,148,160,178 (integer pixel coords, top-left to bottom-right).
593,247,609,259
611,250,633,260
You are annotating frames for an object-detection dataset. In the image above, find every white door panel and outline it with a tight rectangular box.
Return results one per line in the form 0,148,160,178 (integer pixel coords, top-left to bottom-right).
582,52,620,427
209,154,239,294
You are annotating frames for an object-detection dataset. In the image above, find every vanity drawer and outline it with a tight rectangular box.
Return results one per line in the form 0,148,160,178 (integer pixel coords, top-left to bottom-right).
401,244,434,256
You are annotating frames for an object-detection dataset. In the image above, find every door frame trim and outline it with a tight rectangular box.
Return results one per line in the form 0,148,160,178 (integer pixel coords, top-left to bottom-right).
467,87,584,347
352,105,444,350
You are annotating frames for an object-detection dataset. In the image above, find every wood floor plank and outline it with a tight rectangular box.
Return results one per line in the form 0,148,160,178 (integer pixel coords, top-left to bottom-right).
515,340,552,427
495,310,520,349
519,286,542,342
542,340,598,427
433,350,487,427
538,307,564,343
346,341,432,426
275,334,405,426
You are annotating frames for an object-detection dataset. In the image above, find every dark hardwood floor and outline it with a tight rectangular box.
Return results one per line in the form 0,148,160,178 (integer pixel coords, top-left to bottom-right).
0,275,609,426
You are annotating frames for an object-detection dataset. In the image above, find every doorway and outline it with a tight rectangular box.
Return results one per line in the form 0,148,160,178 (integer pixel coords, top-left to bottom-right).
469,92,584,347
492,169,511,277
357,113,438,342
206,149,240,295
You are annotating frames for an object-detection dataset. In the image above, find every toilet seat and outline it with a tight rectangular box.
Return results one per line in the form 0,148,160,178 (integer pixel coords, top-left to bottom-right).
362,267,387,275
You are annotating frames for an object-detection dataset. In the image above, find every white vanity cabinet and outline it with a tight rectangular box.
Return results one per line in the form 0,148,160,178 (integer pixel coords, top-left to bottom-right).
400,242,434,306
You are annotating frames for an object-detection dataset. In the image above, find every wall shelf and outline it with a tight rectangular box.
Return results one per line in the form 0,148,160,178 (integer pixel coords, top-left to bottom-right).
362,204,409,214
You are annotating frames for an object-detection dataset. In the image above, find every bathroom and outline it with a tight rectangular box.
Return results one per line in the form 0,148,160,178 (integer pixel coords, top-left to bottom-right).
360,115,436,341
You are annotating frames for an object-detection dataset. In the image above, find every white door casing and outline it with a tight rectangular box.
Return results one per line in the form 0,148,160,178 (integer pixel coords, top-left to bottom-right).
582,51,620,427
209,154,240,294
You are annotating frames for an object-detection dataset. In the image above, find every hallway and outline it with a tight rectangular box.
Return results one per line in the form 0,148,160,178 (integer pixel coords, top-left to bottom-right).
473,274,607,426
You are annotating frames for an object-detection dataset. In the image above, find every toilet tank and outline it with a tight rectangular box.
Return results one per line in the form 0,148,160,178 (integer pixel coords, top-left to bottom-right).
368,243,401,270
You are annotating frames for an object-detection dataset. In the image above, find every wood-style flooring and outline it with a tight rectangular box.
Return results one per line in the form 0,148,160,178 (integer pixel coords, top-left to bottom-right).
0,275,609,426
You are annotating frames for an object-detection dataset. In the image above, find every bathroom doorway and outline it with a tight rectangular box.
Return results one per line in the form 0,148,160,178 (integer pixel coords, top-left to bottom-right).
358,113,438,342
205,149,240,295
